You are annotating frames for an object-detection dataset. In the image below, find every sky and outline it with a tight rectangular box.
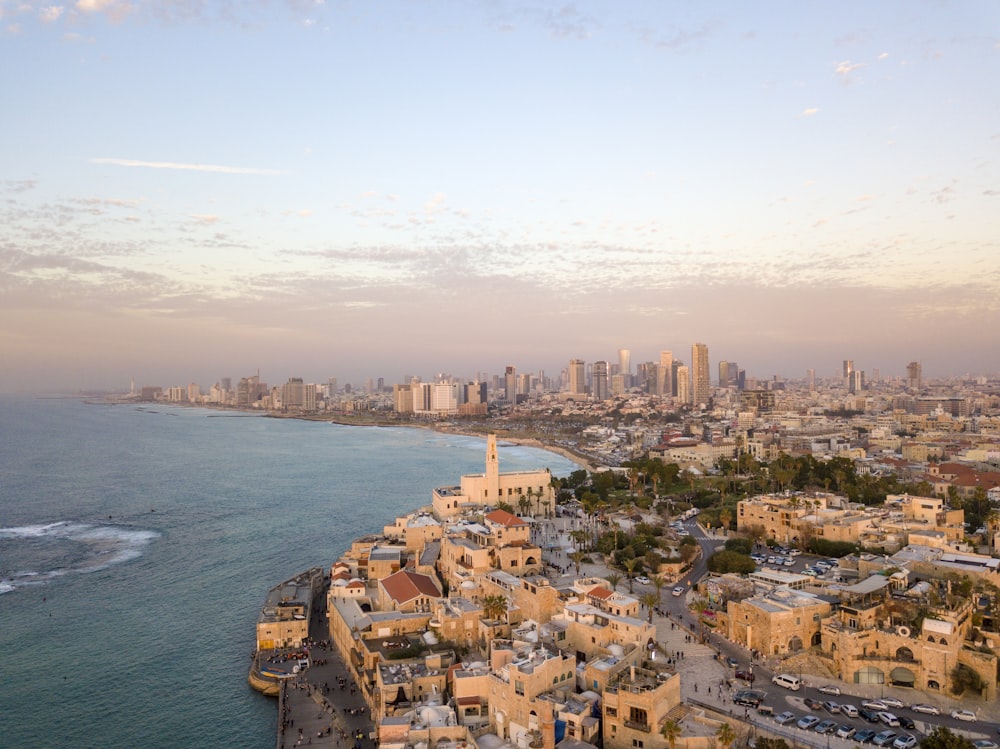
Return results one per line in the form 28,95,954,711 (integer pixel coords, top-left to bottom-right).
2,1,999,393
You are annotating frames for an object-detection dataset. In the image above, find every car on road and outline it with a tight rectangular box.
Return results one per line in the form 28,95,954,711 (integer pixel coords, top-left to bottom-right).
973,741,998,749
841,704,860,718
881,697,905,709
951,709,977,722
815,720,838,735
878,712,901,727
725,656,739,668
797,715,820,730
859,709,882,724
910,704,940,715
836,725,857,739
736,670,755,683
863,700,888,711
672,586,685,596
635,575,650,585
893,736,917,749
822,701,841,714
855,729,878,744
775,711,797,726
734,690,766,708
805,697,823,710
818,684,842,696
873,731,898,747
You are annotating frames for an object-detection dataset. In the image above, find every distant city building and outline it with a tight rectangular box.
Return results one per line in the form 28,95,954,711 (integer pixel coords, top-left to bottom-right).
504,365,516,404
675,365,690,404
806,368,816,391
691,342,710,405
617,348,631,388
658,350,673,397
907,361,923,390
592,360,609,402
568,358,586,396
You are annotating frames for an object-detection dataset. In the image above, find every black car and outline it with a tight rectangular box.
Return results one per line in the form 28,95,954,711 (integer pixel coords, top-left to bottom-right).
734,690,767,708
860,708,882,723
856,730,879,744
805,697,823,710
898,717,915,730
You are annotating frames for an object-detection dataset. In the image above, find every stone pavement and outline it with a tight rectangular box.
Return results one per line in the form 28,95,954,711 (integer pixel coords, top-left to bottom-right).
276,596,375,749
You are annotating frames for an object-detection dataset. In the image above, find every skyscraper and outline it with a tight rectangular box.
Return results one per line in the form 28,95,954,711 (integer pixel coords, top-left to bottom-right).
568,359,586,395
592,361,609,402
504,365,516,404
906,361,922,390
658,350,673,397
691,342,710,406
843,360,854,389
618,348,631,388
806,368,816,391
676,365,690,405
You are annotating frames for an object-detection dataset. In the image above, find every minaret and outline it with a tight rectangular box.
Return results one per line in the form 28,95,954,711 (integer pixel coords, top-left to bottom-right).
486,433,500,502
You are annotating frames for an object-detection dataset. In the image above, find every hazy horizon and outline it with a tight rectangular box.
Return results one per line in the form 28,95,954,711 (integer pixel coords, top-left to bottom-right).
3,1,999,394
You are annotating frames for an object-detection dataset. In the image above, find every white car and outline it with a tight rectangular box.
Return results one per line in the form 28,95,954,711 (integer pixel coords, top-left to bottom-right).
951,709,977,722
878,712,900,727
893,735,917,749
818,684,842,696
863,700,888,711
910,704,940,715
973,741,998,749
635,575,650,584
841,704,859,718
672,586,685,597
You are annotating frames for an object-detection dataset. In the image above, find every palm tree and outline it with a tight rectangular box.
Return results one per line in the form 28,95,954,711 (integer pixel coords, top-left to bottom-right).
605,572,622,591
650,574,666,607
716,722,736,749
570,550,586,576
661,719,681,749
481,594,506,622
517,495,531,518
623,558,641,594
641,592,658,623
570,529,590,553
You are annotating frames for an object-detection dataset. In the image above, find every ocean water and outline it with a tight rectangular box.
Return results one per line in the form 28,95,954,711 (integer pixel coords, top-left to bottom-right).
0,397,579,748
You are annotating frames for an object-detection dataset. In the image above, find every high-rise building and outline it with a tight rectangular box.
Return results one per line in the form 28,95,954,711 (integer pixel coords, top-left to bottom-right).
806,368,816,391
658,350,673,397
906,361,922,390
568,359,586,396
618,349,631,388
676,365,690,404
504,365,516,404
691,343,710,406
592,361,609,402
843,360,854,388
718,361,739,387
850,369,864,394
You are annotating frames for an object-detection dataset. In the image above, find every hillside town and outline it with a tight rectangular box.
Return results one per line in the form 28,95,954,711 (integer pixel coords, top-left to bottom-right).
252,429,1000,749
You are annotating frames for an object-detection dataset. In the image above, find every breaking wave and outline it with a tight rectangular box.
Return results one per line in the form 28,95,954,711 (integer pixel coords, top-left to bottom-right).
0,521,159,593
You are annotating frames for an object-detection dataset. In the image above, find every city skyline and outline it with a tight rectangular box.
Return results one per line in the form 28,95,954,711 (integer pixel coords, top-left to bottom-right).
2,2,999,393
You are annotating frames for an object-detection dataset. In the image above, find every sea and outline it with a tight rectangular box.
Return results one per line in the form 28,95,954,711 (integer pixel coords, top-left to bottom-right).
0,396,580,748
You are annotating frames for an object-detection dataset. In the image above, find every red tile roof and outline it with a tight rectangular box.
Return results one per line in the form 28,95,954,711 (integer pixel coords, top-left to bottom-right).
485,509,528,527
380,570,441,604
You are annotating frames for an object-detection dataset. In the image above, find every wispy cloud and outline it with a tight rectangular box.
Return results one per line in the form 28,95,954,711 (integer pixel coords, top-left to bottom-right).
90,158,287,175
800,107,820,117
834,60,865,82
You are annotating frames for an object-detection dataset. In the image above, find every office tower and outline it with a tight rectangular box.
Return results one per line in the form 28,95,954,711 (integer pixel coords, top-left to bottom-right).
504,365,516,404
377,377,385,393
327,377,337,395
618,348,631,388
658,350,673,396
691,342,710,405
719,361,730,387
282,377,305,408
611,374,625,397
568,359,586,395
850,369,864,394
676,365,690,404
737,369,746,390
220,377,231,392
517,373,531,397
906,361,922,390
393,384,414,413
806,368,816,391
843,360,854,388
592,361,609,401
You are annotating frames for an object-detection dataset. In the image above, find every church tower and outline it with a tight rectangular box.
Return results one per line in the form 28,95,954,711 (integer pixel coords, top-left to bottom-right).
486,433,500,501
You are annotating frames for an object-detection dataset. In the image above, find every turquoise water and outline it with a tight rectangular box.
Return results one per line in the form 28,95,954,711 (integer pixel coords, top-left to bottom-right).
0,397,578,748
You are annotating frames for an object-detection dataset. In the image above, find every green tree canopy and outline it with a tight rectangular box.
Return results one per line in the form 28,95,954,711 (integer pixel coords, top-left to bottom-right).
707,550,756,575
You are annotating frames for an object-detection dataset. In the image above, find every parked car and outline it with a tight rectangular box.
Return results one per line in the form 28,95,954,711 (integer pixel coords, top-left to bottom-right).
841,704,860,718
855,729,878,744
863,700,888,711
837,725,857,739
672,586,685,596
818,684,842,696
898,717,915,730
910,704,940,715
972,741,998,749
635,575,650,585
815,720,838,735
734,690,766,708
893,736,917,749
805,697,823,710
873,731,898,747
859,709,882,724
878,712,901,727
736,670,755,683
823,701,841,714
881,697,905,710
797,715,820,730
775,711,797,726
951,709,977,722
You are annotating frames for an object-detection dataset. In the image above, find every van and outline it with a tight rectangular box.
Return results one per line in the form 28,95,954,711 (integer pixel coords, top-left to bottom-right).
771,673,801,691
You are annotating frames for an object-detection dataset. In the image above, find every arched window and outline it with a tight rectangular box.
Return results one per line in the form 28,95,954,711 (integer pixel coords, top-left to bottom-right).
927,636,936,643
895,646,914,661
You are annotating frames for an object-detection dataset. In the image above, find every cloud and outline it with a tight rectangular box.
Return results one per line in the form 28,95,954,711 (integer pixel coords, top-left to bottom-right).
424,192,447,214
878,52,889,60
39,6,65,23
191,214,220,225
90,158,287,175
800,107,820,117
834,60,865,82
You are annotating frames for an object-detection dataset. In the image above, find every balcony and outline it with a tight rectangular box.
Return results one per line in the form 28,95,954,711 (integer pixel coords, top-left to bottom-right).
623,720,651,733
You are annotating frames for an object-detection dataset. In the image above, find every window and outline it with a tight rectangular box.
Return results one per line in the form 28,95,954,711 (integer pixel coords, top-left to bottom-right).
632,741,644,749
606,707,617,718
515,680,524,696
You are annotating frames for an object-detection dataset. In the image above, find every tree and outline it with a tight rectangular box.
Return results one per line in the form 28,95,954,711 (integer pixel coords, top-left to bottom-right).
661,719,681,749
707,551,756,575
716,723,736,749
641,592,659,623
650,574,667,606
570,549,586,576
481,594,507,622
623,557,642,593
605,572,622,591
517,494,532,517
919,726,976,749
